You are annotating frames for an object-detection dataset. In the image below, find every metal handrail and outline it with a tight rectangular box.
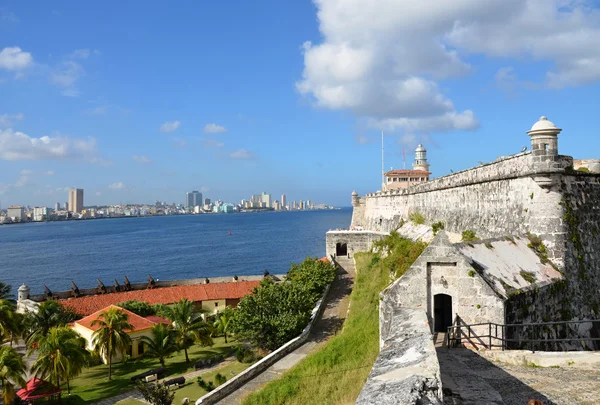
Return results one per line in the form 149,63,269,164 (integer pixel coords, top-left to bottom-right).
446,318,600,351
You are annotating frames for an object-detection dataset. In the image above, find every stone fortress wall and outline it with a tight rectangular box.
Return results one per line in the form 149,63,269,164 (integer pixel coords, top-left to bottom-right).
347,116,600,326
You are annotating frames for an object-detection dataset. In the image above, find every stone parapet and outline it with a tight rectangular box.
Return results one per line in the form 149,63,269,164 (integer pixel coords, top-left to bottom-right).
356,308,442,405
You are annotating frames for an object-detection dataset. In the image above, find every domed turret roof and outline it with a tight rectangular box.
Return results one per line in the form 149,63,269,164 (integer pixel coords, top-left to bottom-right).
527,116,561,135
18,283,29,291
351,190,358,196
415,144,426,152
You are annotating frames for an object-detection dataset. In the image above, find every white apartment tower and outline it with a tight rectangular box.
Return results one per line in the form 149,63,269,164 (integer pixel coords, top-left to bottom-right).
68,188,84,213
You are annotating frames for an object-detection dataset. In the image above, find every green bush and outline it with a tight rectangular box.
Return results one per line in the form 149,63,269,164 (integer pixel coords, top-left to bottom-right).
232,257,336,351
372,231,427,279
116,300,157,317
461,230,478,242
408,211,425,225
431,221,445,235
215,373,227,386
235,345,256,363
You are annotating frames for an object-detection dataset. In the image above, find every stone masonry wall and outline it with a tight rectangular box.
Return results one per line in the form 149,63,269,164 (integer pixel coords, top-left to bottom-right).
352,152,569,267
381,232,504,341
325,231,386,259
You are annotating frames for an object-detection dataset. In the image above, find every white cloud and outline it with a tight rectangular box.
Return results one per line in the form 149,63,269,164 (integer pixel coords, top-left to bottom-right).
229,148,255,160
203,139,224,148
70,49,91,59
43,170,55,176
132,155,152,163
51,60,83,87
95,191,102,196
203,123,227,134
297,0,600,137
108,182,125,190
61,89,81,97
20,169,33,175
160,120,181,133
0,47,33,71
0,171,33,195
85,106,107,115
0,128,98,161
172,139,187,148
0,113,24,127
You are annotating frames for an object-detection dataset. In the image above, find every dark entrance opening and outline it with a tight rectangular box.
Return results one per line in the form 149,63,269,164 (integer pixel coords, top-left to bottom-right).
434,294,453,332
335,242,347,257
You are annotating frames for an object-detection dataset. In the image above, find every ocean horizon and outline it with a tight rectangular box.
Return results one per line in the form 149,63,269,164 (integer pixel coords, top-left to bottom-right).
0,208,352,295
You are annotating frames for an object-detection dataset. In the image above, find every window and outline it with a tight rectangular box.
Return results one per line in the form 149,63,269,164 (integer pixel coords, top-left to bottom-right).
138,342,145,355
127,344,133,357
544,144,549,151
215,302,219,307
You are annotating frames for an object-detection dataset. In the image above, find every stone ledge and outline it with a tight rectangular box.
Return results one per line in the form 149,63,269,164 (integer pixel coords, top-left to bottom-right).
356,308,443,405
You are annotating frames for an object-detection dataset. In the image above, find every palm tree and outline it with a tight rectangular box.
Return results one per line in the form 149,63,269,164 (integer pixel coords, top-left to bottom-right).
213,307,234,344
0,346,26,405
139,324,177,367
0,299,18,344
161,298,212,363
25,300,79,346
29,326,90,393
91,307,133,380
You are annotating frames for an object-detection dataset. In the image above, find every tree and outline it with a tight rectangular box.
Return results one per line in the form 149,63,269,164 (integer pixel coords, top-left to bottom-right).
136,381,174,405
0,299,19,344
0,346,26,405
0,282,12,300
213,307,234,343
91,307,133,380
160,298,212,363
286,257,337,302
116,300,156,317
232,279,314,350
29,326,90,393
139,324,177,367
26,300,80,346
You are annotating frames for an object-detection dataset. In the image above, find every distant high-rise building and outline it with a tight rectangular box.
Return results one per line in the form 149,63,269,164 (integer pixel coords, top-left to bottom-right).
55,202,60,211
68,188,84,213
7,206,24,222
261,192,272,208
307,200,311,209
204,198,211,205
186,191,202,208
299,201,304,210
281,194,286,210
65,202,69,211
273,200,280,211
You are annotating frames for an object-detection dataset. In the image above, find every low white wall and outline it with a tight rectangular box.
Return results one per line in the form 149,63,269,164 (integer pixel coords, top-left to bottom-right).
195,282,332,405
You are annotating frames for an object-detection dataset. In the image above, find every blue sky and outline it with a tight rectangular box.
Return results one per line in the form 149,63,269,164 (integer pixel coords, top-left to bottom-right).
1,1,599,207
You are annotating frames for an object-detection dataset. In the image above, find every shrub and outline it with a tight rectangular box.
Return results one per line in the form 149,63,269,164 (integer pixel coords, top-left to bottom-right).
368,255,380,268
372,231,427,279
235,345,256,363
431,221,445,235
577,167,590,173
116,300,156,317
286,257,337,302
520,271,537,283
408,211,425,225
468,270,476,277
215,373,227,386
136,382,174,405
461,230,478,242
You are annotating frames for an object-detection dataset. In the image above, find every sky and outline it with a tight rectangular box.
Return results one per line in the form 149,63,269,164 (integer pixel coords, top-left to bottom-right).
1,1,600,208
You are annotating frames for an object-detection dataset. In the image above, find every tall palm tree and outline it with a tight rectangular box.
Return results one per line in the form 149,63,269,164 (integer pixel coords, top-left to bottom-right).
139,324,177,367
25,300,79,346
91,307,133,380
161,298,212,363
213,307,234,344
29,326,90,393
0,346,26,405
0,299,18,344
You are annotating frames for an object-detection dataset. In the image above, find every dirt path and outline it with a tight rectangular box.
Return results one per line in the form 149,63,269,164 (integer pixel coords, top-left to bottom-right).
214,258,356,405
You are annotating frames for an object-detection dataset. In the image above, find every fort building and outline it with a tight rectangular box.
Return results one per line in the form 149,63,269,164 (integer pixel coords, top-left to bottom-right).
327,116,600,402
383,144,431,191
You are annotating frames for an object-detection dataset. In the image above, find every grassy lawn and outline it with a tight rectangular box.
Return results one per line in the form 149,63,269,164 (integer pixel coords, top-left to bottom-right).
240,252,388,405
64,337,237,404
172,361,252,403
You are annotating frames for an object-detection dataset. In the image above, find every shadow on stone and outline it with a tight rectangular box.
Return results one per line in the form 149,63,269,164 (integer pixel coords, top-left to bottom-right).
438,348,556,404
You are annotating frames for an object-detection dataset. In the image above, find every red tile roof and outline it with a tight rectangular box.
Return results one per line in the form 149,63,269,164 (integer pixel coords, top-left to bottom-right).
384,169,431,176
75,305,158,332
62,280,261,316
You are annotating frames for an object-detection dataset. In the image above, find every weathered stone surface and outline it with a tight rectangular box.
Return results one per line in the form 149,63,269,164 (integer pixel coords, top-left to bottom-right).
356,308,442,405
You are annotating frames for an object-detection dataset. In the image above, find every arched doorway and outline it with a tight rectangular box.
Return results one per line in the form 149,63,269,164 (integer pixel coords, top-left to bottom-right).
336,242,347,257
433,294,453,332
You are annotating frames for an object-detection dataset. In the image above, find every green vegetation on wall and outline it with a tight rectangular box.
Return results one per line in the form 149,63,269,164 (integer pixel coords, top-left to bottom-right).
372,231,427,279
408,211,425,225
431,221,445,236
461,230,478,242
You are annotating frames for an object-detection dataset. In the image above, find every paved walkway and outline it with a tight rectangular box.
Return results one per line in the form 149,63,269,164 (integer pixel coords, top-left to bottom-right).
214,258,356,405
438,348,600,404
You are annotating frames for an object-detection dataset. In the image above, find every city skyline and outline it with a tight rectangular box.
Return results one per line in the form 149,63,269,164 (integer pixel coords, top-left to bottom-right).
1,2,600,207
